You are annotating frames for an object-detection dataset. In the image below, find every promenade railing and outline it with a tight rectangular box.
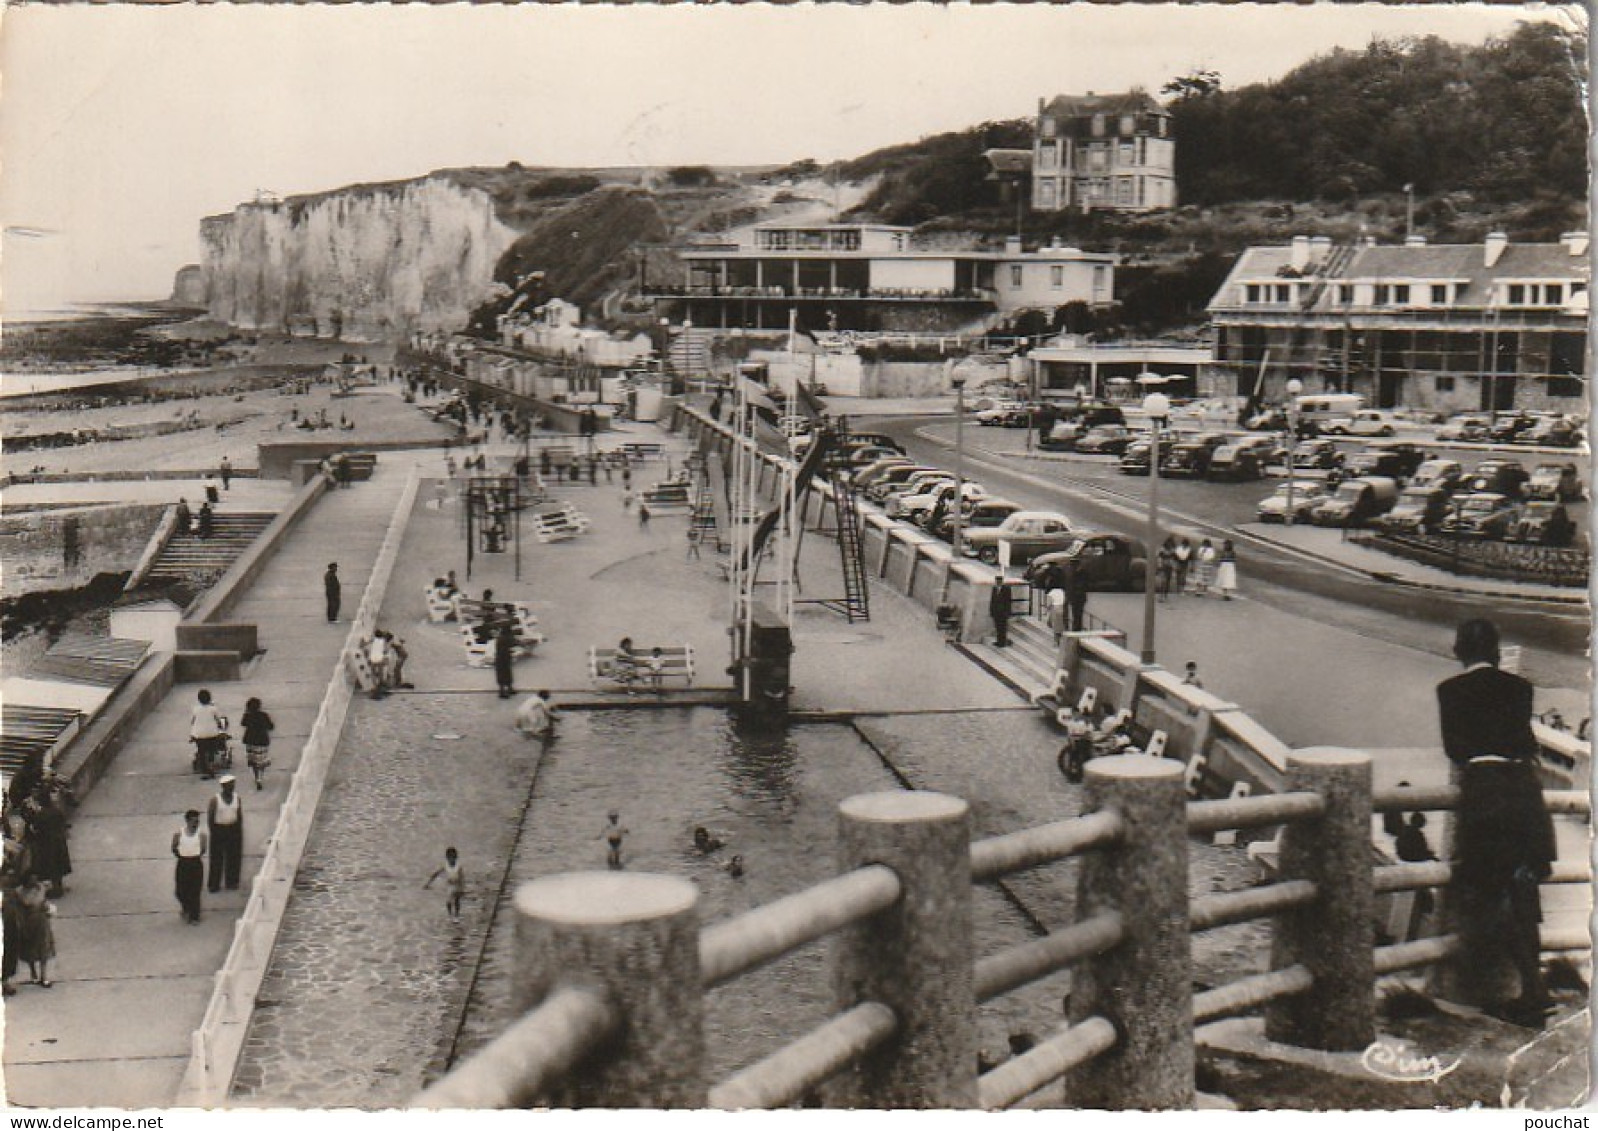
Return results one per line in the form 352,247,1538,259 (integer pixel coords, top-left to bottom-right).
178,463,420,1106
416,750,1591,1109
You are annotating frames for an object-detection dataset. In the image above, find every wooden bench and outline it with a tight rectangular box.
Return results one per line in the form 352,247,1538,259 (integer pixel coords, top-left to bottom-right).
461,623,546,668
532,504,591,543
641,480,692,510
587,644,695,690
425,586,460,623
452,597,539,635
621,442,666,462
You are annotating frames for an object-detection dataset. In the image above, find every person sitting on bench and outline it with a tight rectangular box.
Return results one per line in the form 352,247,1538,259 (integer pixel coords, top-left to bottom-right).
644,647,666,693
610,637,639,687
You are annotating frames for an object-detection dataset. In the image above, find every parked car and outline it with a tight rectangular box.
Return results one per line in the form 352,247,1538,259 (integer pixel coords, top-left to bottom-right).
1039,421,1088,451
839,432,905,455
1437,414,1491,443
1289,439,1346,471
1243,407,1289,432
865,465,941,502
1466,459,1530,498
851,457,914,489
1367,441,1426,478
934,498,1024,541
1025,533,1150,592
1208,435,1284,481
962,510,1076,564
1256,481,1334,524
1526,462,1585,503
1517,416,1584,448
1311,477,1401,527
1117,432,1176,475
882,471,954,513
1161,433,1230,478
1378,485,1451,535
841,444,902,469
899,480,986,524
1510,501,1577,547
1410,458,1465,492
1439,493,1522,540
1344,448,1413,483
1074,424,1136,455
977,401,1027,426
1344,409,1404,437
1487,412,1538,445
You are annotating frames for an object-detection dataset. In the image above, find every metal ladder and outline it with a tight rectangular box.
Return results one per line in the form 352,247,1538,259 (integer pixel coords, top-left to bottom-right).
820,452,871,623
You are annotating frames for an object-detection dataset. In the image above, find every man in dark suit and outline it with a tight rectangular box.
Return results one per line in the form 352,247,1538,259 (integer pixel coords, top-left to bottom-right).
1436,618,1556,1027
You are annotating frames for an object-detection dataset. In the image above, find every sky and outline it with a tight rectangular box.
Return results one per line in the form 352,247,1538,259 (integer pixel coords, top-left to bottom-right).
0,2,1576,313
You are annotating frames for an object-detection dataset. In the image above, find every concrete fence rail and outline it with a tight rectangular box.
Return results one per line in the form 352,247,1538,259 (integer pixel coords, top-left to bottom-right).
417,749,1589,1109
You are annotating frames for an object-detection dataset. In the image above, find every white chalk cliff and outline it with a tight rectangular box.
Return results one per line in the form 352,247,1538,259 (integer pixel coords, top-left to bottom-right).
200,176,517,340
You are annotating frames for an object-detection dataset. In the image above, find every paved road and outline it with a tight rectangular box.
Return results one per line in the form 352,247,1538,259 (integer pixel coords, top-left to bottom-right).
871,416,1588,696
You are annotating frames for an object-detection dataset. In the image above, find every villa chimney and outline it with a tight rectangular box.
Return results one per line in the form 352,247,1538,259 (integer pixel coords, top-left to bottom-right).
1484,232,1508,267
1404,234,1427,247
1561,231,1589,257
1049,236,1063,249
1289,236,1311,271
1004,236,1022,256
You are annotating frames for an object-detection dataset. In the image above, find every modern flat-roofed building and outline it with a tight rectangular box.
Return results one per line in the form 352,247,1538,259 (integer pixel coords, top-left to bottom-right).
646,225,1114,334
1031,91,1176,214
1207,233,1590,413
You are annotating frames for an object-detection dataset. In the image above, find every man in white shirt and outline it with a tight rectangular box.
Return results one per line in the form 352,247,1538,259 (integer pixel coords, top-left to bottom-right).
190,689,226,778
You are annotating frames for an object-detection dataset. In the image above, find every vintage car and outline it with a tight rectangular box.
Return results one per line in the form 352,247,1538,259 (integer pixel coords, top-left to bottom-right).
1410,459,1465,492
1160,433,1231,478
962,510,1077,564
1288,439,1346,471
1465,459,1530,498
1438,493,1523,540
1377,485,1452,535
1074,425,1137,455
1341,409,1404,438
1256,481,1334,524
1310,477,1401,528
1509,501,1577,547
1208,436,1284,481
898,480,987,524
1436,414,1491,443
1526,462,1585,503
933,498,1024,541
1025,533,1151,592
1516,415,1584,448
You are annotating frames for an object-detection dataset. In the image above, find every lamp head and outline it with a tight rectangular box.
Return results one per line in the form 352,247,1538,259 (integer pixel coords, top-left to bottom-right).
1142,391,1171,418
950,374,967,391
1286,378,1304,397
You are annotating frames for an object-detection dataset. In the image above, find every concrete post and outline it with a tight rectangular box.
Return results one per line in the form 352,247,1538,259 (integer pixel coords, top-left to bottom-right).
1069,755,1192,1110
828,791,976,1108
513,872,704,1107
1265,747,1375,1050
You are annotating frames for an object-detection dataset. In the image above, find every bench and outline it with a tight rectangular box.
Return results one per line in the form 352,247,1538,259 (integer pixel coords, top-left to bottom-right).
621,442,666,462
461,623,546,668
452,597,539,635
641,480,692,510
532,504,591,543
425,586,460,623
587,644,695,690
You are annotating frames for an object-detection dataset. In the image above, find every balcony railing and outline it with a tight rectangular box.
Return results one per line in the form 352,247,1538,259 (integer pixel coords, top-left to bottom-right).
647,284,996,303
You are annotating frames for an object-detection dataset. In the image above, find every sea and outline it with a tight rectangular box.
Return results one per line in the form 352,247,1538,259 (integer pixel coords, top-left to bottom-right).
2,298,187,398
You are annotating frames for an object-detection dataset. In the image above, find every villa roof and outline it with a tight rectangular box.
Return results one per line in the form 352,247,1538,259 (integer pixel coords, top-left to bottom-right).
1042,91,1166,119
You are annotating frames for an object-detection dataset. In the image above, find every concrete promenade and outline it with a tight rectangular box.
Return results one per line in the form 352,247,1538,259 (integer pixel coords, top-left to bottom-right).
2,462,412,1108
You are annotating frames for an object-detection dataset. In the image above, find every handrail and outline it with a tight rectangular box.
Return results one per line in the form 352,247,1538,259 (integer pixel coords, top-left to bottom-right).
969,810,1124,882
974,913,1124,1003
707,1002,897,1109
416,986,616,1108
1193,965,1314,1024
1373,934,1460,975
1373,862,1451,893
976,1017,1118,1110
1186,791,1324,835
1374,785,1591,817
700,865,901,989
1190,880,1317,932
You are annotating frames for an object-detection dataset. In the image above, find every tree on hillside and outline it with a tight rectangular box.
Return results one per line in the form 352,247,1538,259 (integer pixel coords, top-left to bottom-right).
1161,68,1222,102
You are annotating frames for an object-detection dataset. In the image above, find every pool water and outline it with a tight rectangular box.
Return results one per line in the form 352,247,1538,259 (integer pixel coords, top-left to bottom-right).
452,706,1268,1094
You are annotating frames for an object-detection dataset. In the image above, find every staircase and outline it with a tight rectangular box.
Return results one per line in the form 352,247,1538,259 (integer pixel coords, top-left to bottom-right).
963,613,1059,702
690,463,725,552
668,328,714,378
144,512,276,583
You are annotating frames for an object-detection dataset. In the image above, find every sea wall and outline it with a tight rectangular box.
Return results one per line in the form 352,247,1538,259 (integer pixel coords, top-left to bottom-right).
0,503,167,599
201,176,518,341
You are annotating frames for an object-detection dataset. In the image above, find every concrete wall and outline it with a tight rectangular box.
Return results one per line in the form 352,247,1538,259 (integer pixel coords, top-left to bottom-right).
259,440,444,480
861,360,953,399
175,623,260,660
175,650,243,683
54,652,176,800
188,473,329,623
0,502,167,600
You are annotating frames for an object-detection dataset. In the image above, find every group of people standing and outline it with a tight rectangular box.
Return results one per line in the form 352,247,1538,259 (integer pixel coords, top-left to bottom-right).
2,769,74,993
1156,536,1237,601
172,774,248,925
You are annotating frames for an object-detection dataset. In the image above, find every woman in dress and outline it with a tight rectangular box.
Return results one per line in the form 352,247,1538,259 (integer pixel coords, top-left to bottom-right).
1193,539,1218,596
16,873,55,987
1216,540,1239,601
27,782,71,898
172,810,208,925
241,697,275,791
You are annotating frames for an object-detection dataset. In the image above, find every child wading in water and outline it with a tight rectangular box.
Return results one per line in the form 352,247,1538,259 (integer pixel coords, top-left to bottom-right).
599,811,629,869
424,847,466,921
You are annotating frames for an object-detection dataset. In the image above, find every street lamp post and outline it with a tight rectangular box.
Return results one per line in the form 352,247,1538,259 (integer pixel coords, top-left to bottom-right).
1284,377,1304,524
950,375,968,560
1140,388,1171,665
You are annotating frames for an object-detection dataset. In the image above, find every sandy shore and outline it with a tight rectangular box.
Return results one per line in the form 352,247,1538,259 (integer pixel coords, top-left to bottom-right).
2,334,456,477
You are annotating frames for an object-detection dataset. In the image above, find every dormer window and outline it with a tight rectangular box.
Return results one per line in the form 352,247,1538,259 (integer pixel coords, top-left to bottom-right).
1507,283,1526,305
1120,114,1136,136
1430,283,1449,304
1338,284,1354,305
1092,114,1106,137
